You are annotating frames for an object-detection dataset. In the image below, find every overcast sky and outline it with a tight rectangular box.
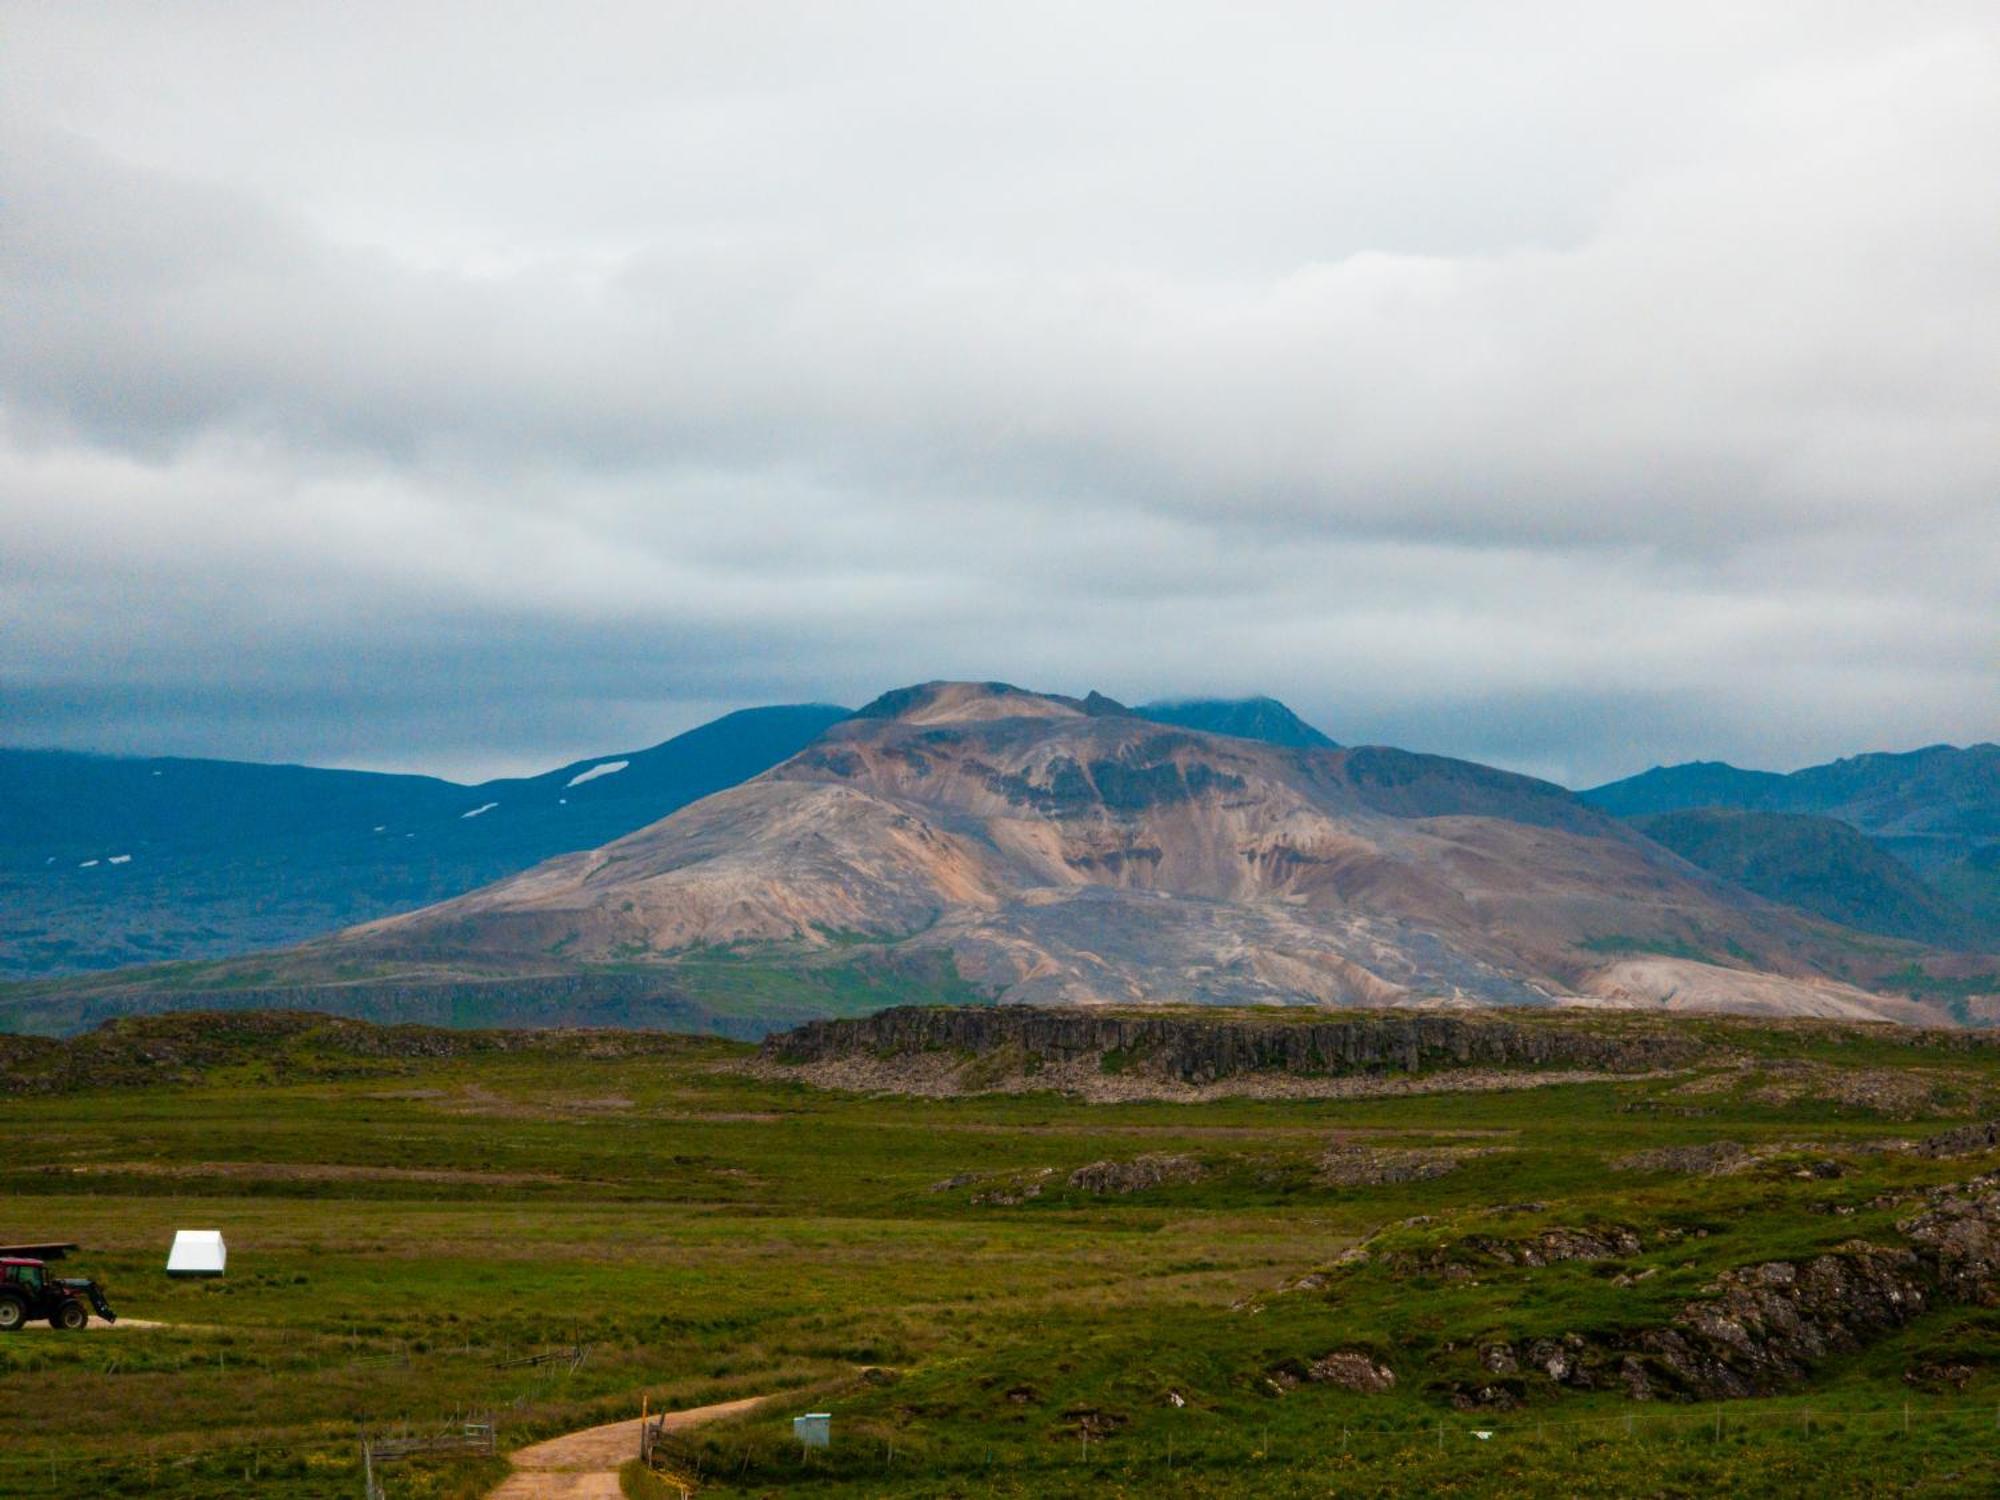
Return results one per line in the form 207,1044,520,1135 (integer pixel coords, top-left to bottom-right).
3,3,1995,787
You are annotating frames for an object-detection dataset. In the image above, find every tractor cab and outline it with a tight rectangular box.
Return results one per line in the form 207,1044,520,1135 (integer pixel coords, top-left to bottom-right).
0,1246,117,1331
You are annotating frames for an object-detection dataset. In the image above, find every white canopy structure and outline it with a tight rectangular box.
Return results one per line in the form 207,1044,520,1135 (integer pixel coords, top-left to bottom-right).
166,1229,226,1277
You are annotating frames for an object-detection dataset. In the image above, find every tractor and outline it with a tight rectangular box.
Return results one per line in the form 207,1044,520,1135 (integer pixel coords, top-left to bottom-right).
0,1243,117,1331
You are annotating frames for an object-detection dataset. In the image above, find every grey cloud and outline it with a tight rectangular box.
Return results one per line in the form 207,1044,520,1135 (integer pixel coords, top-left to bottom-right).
0,3,1995,785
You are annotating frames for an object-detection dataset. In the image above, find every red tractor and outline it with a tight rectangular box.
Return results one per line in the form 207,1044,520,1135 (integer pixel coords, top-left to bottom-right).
0,1244,117,1332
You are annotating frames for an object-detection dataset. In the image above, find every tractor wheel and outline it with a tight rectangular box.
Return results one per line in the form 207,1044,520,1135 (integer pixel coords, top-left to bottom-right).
51,1299,88,1331
0,1297,24,1333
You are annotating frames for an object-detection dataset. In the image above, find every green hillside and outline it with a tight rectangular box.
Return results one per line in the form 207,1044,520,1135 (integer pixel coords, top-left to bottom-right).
0,705,851,979
1585,745,2000,951
1635,807,1991,947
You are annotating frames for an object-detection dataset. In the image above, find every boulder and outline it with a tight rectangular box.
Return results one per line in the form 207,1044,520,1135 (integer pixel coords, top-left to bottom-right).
1306,1351,1397,1393
1067,1153,1204,1195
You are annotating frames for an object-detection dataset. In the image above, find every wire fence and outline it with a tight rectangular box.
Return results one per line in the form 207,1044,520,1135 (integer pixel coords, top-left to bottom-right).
624,1392,2000,1492
0,1405,506,1494
8,1392,2000,1492
1317,1394,2000,1450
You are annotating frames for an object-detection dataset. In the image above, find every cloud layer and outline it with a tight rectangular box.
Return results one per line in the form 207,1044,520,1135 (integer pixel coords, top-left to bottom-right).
3,2,1996,784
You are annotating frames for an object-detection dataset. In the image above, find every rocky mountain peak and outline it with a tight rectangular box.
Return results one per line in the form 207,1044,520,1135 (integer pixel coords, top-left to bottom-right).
1136,695,1338,749
852,681,1100,726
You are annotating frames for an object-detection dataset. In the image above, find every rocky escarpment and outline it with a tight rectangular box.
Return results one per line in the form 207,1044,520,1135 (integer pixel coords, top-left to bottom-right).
763,1005,1701,1085
1626,1246,1932,1401
1384,1225,1646,1282
1622,1179,2000,1400
1428,1177,2000,1407
0,1009,702,1096
1913,1119,2000,1157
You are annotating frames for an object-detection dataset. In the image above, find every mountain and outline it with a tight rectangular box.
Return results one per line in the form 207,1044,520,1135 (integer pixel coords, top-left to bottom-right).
1631,809,1988,948
1583,744,2000,945
848,685,1337,748
0,704,850,977
1134,696,1336,748
282,680,1958,1026
1581,762,1792,820
1936,846,2000,932
1583,745,2000,868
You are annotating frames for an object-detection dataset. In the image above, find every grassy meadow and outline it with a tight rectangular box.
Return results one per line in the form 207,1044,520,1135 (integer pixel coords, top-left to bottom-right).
4,1013,2000,1496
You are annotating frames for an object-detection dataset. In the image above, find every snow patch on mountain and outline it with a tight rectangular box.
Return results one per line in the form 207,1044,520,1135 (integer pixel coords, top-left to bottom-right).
565,760,630,788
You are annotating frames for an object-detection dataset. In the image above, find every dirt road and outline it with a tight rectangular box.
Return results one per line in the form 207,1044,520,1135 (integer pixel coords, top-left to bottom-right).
19,1316,171,1331
488,1394,770,1499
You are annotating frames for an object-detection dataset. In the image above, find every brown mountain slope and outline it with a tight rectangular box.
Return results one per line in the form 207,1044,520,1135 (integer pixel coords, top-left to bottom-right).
339,683,1943,1023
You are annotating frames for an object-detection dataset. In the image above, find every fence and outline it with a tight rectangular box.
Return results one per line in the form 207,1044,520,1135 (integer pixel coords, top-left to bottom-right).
1316,1395,2000,1454
361,1420,494,1499
638,1397,716,1498
363,1425,496,1462
639,1405,669,1467
14,1392,2000,1494
1110,1396,2000,1482
636,1394,2000,1488
494,1341,589,1372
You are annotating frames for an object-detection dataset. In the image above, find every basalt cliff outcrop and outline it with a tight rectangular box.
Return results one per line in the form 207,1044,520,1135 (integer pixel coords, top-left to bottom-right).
759,1004,1703,1098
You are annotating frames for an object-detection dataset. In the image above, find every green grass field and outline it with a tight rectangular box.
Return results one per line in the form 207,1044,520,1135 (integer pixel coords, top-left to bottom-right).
6,1012,2000,1496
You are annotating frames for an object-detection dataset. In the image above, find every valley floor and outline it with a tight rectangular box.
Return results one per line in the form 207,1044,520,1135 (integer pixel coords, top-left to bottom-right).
5,1013,2000,1496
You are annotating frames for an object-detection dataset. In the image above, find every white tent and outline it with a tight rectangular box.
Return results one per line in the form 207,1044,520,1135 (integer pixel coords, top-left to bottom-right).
166,1229,226,1277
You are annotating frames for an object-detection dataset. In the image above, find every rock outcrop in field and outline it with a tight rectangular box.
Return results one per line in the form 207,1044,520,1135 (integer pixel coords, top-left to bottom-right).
1068,1154,1205,1194
761,1004,1701,1099
1913,1119,2000,1157
1426,1176,2000,1406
